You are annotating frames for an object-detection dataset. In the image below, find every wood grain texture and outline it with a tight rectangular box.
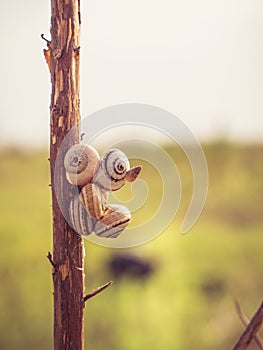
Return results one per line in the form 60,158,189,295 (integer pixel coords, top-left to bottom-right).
47,1,84,349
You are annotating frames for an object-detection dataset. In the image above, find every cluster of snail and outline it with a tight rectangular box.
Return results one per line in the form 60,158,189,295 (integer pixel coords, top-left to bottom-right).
64,144,142,238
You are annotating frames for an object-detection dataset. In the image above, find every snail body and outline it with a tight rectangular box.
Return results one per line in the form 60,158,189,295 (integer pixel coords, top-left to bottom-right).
64,144,141,238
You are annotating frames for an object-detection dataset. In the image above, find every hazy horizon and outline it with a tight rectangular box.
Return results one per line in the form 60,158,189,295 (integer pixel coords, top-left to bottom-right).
0,0,262,147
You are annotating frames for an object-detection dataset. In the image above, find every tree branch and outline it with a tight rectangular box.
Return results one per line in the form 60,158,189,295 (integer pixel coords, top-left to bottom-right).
84,281,113,302
233,300,263,350
46,1,84,349
41,33,51,45
234,299,263,349
47,251,56,269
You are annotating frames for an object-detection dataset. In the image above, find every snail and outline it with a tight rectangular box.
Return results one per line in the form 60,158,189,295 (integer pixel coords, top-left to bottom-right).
64,144,142,238
80,183,106,220
70,184,132,237
94,204,131,238
93,149,142,191
64,144,100,186
70,194,131,237
69,194,95,235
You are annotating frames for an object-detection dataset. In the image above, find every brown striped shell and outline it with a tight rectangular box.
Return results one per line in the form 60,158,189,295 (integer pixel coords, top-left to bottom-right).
66,146,141,239
69,192,131,238
79,183,106,220
64,144,100,186
69,195,95,235
94,204,131,238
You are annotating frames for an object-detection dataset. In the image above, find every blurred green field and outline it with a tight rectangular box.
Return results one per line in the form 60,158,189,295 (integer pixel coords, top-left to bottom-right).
0,142,262,350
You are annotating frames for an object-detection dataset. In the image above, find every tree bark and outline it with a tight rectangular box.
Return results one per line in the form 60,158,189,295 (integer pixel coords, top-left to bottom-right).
47,1,84,349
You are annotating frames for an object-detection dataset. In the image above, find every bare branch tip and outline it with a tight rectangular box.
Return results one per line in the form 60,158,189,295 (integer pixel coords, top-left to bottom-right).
234,298,241,312
84,281,113,302
233,300,263,350
47,252,56,268
41,33,51,44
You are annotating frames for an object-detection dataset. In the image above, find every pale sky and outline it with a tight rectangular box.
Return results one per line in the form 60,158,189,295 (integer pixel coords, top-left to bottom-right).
0,0,263,146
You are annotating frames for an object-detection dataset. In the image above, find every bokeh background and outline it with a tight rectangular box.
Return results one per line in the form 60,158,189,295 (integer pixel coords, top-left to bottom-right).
0,1,263,349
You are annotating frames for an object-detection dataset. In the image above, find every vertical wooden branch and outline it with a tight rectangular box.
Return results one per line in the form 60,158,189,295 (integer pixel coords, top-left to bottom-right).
46,1,84,349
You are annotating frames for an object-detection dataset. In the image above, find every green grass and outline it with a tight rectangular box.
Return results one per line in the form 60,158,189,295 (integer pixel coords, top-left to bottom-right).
0,142,262,349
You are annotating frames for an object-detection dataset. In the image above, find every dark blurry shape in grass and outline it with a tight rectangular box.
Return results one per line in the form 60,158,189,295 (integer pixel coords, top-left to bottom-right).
107,253,155,281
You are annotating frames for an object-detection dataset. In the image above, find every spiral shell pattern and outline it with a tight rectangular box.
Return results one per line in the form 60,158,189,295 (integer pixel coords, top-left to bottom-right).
69,194,131,238
64,144,100,186
94,204,131,238
93,149,130,191
64,146,140,239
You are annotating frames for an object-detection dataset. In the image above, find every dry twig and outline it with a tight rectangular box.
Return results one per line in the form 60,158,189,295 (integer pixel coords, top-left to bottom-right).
47,251,56,269
234,299,263,349
84,281,113,302
233,300,263,350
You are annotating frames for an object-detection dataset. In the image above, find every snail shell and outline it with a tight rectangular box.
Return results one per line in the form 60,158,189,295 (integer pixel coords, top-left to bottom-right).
94,204,131,238
66,146,141,238
79,183,106,220
69,195,95,235
64,144,100,186
94,149,130,191
93,149,130,191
